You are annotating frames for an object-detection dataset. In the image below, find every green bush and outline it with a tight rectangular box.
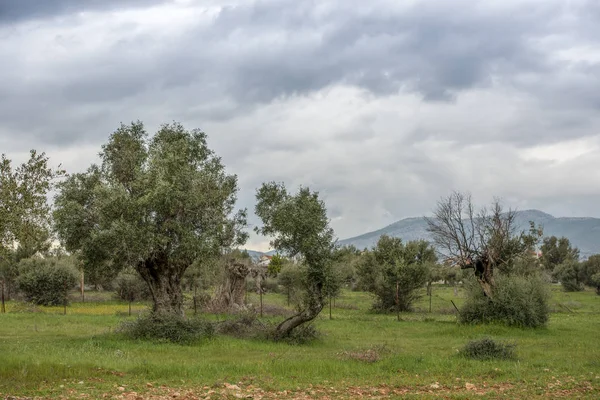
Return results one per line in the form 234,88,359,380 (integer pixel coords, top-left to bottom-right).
117,313,214,344
459,337,517,360
114,270,150,302
553,260,584,292
459,274,549,328
275,322,321,345
580,255,600,294
16,257,78,306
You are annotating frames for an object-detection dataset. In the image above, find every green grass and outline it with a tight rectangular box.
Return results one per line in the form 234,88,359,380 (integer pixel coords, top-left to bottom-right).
0,285,599,399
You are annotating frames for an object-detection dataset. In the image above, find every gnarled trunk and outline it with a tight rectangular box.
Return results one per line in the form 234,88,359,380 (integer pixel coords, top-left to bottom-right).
274,285,324,338
210,260,249,312
137,259,184,316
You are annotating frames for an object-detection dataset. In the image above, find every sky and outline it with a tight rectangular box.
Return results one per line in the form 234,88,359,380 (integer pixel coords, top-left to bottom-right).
1,0,600,251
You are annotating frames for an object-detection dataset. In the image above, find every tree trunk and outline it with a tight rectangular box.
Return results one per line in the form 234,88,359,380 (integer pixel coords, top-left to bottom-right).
138,260,184,316
210,261,249,312
274,286,324,338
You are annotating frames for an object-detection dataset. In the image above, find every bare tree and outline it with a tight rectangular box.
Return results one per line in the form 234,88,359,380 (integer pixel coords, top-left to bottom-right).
425,191,541,298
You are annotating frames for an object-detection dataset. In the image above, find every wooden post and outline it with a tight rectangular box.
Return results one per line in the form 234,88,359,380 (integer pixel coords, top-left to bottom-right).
329,296,332,320
396,281,400,321
63,280,67,315
1,279,5,314
429,289,432,313
80,270,85,303
128,301,132,316
259,283,263,318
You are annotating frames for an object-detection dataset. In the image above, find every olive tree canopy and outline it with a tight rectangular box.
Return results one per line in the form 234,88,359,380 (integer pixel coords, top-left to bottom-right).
54,121,247,315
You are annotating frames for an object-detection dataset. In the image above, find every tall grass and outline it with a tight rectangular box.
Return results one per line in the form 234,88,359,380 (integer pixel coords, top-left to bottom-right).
0,286,599,398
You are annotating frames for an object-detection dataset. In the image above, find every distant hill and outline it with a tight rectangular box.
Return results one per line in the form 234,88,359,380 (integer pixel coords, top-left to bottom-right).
338,210,600,259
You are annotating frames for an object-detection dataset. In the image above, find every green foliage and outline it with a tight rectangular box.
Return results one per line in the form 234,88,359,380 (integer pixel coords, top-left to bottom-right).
459,274,549,328
114,269,150,302
540,236,579,272
16,257,78,306
552,260,584,292
267,254,285,277
331,245,362,288
357,236,433,312
274,322,321,345
580,255,600,294
1,151,64,261
53,121,247,315
118,313,214,344
459,338,517,360
254,182,336,336
277,263,304,306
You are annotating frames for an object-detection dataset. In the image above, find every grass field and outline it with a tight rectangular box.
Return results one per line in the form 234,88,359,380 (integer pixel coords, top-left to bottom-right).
0,285,599,399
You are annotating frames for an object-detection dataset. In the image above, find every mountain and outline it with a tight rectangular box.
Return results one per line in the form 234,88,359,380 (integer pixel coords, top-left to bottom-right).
338,210,600,258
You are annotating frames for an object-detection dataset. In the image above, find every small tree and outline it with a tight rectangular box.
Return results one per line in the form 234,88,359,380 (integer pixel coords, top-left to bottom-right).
1,151,64,309
540,236,579,273
357,236,433,314
16,257,78,306
425,191,542,298
267,254,285,277
581,255,600,294
552,260,584,292
54,122,247,316
254,182,336,338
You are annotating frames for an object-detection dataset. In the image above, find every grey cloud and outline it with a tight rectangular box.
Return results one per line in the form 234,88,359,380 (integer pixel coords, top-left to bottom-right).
2,0,598,150
0,0,168,24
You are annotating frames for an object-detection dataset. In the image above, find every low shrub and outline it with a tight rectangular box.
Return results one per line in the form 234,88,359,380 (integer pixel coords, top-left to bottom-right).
117,313,214,344
553,261,584,292
459,274,549,328
16,257,78,306
215,310,271,338
459,337,517,360
277,322,321,345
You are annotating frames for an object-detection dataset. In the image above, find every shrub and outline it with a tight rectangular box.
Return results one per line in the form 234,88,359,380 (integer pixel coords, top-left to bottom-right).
356,236,434,313
265,322,321,345
581,255,600,294
215,310,271,338
459,274,549,328
117,313,214,344
459,338,516,360
16,257,78,306
114,270,150,302
553,261,584,292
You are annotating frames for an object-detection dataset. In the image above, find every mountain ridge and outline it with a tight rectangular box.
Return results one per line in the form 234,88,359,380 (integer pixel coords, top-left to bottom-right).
337,209,600,258
244,209,600,259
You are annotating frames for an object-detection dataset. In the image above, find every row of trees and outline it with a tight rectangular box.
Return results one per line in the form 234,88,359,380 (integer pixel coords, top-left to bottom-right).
2,121,599,338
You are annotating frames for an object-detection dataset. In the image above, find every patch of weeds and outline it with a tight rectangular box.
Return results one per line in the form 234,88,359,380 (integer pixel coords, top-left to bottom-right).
338,344,391,363
333,302,359,310
458,337,517,361
273,323,322,345
215,310,273,339
116,312,214,344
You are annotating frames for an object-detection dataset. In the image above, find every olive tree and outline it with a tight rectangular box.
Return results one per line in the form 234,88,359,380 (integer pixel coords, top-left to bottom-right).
254,182,336,338
357,236,434,314
54,121,247,316
1,150,64,308
425,191,542,298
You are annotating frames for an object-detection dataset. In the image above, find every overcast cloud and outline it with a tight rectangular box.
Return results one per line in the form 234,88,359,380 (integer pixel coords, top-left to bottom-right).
1,0,600,250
